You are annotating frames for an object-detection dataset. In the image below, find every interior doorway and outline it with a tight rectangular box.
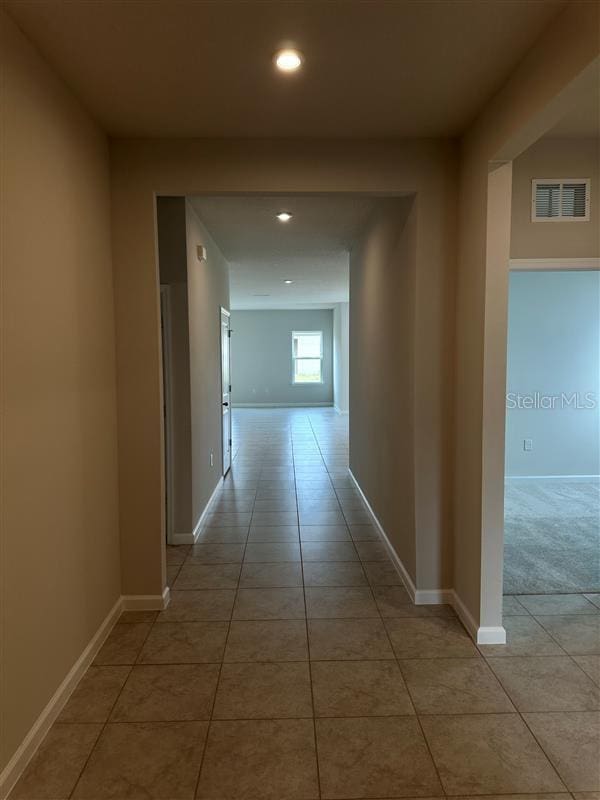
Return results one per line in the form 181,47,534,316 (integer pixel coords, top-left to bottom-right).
159,284,174,544
220,307,232,476
503,265,600,600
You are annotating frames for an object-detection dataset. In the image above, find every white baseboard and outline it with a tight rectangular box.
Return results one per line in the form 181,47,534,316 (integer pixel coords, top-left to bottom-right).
232,402,334,408
448,589,478,640
348,469,418,602
415,588,454,604
0,596,124,800
333,406,349,416
448,590,506,644
476,626,507,645
0,584,176,798
348,470,506,646
506,474,599,483
171,531,195,545
193,478,224,543
122,586,170,611
170,479,224,545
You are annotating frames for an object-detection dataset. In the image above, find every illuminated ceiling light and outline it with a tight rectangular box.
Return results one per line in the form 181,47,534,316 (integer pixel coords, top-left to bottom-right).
274,49,303,73
284,280,293,284
276,211,293,222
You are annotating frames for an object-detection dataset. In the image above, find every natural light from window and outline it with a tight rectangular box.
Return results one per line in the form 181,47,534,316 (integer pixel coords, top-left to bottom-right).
292,331,323,384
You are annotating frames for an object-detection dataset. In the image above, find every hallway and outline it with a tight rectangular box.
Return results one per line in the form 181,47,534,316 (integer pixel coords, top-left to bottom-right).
10,408,599,798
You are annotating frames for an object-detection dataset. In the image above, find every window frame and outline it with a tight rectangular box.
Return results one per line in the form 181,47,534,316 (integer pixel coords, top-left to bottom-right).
531,178,590,222
291,330,324,386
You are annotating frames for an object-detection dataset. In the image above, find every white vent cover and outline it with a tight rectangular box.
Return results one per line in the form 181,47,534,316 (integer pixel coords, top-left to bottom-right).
532,179,590,221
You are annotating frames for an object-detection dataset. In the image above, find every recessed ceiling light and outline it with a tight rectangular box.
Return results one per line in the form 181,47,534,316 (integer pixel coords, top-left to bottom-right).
274,49,303,73
284,280,293,285
276,211,293,222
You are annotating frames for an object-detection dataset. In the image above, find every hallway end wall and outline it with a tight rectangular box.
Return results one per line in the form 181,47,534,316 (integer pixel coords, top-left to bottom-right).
0,9,121,774
230,309,334,406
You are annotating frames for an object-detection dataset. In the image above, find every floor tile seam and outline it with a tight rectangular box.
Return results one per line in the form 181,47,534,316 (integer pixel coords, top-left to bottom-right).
108,654,584,667
79,709,565,725
517,709,572,793
193,461,256,799
411,654,520,715
477,656,600,713
293,421,325,800
530,609,600,616
66,653,139,798
528,614,588,657
387,637,450,799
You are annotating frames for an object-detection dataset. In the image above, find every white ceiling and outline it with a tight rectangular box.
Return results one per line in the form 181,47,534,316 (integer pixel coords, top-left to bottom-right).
189,195,379,309
5,0,564,138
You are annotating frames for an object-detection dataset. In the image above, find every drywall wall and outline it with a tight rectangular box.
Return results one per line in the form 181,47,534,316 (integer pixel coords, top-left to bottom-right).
333,303,350,414
350,199,418,580
157,197,193,537
511,137,600,259
505,270,600,477
156,199,230,540
0,9,120,774
454,1,599,632
186,202,231,522
109,138,457,600
230,309,334,406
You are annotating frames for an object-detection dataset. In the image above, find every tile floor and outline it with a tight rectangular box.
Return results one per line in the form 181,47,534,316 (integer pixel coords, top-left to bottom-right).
10,408,600,799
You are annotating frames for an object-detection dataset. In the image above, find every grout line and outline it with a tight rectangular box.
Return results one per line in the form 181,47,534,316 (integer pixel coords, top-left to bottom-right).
294,415,323,800
64,661,134,799
67,621,154,799
193,450,255,799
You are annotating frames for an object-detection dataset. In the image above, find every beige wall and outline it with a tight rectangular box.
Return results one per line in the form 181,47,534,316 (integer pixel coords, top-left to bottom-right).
454,1,599,629
0,10,120,772
185,202,231,521
166,282,193,534
109,138,457,597
156,199,230,538
511,136,600,259
350,199,418,579
157,197,193,536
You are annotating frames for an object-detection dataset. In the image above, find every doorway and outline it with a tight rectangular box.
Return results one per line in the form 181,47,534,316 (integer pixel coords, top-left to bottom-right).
503,265,600,600
220,307,232,476
160,284,174,544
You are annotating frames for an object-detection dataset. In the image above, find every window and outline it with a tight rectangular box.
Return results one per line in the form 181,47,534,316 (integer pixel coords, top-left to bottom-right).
292,331,323,384
532,179,590,221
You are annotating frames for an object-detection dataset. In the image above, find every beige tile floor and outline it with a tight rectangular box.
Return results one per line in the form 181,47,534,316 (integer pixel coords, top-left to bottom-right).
10,408,600,799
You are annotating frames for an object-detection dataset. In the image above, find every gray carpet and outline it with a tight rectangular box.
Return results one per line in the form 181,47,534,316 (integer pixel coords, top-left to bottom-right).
504,479,600,594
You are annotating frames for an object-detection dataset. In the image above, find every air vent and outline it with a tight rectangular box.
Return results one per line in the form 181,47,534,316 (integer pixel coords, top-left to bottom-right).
532,179,590,221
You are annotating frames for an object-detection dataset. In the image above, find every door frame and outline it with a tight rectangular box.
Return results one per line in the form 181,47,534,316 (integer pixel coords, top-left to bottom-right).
501,256,599,593
220,306,232,476
160,285,175,545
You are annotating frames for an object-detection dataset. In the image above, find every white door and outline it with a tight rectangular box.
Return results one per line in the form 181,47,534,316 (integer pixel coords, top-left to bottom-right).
220,308,232,475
